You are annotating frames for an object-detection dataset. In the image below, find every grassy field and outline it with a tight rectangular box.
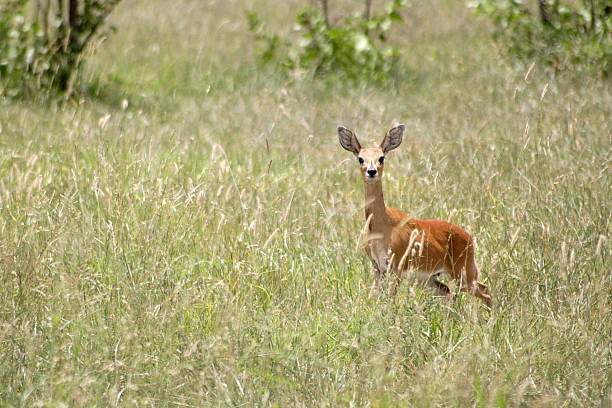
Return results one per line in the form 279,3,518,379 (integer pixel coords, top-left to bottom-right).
1,0,611,406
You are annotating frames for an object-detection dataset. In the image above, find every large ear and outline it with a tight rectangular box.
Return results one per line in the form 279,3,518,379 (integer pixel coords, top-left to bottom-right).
380,124,404,153
338,126,361,155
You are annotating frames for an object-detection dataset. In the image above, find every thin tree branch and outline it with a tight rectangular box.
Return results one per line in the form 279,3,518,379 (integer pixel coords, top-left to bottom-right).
41,0,50,43
538,0,552,27
79,1,120,53
364,0,373,20
320,0,330,28
590,0,596,31
56,0,66,50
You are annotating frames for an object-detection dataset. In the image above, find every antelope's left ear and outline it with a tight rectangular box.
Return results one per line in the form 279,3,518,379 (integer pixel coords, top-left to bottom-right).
380,124,404,153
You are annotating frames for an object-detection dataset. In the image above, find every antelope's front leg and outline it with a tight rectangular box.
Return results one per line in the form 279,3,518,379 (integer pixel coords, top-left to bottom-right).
383,250,402,296
369,251,392,297
369,257,383,297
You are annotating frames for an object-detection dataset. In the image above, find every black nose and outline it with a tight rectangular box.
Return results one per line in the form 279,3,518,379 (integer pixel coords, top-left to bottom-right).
367,169,377,177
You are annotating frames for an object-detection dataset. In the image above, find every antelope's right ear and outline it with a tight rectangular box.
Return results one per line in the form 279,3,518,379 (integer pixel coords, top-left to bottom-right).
338,126,361,156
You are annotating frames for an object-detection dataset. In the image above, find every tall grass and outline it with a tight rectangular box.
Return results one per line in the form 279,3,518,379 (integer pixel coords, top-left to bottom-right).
0,0,610,406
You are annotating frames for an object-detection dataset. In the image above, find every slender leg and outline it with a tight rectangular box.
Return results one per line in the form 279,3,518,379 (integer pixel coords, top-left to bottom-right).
427,276,452,300
370,254,396,297
475,281,492,307
464,252,492,307
389,276,401,296
370,259,382,297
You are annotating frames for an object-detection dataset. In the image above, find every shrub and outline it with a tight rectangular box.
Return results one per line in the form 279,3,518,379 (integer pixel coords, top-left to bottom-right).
0,0,121,98
248,0,408,83
470,0,612,75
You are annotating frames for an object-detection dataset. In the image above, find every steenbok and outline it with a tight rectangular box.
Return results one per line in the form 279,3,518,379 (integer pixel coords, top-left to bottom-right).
339,124,492,307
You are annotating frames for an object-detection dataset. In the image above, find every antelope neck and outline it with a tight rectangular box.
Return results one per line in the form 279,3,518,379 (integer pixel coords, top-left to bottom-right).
363,179,389,229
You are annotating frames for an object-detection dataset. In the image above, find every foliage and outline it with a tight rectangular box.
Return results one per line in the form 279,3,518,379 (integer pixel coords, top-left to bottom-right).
470,0,612,75
248,0,408,82
0,0,121,98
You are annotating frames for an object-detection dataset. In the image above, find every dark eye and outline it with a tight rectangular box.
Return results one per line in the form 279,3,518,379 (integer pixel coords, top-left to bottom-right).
378,156,385,165
358,157,364,165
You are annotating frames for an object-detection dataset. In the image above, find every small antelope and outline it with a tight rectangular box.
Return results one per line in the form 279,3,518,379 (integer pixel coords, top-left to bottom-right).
339,124,492,307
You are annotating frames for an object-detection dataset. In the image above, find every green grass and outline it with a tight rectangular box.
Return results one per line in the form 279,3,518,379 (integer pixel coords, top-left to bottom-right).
1,0,611,406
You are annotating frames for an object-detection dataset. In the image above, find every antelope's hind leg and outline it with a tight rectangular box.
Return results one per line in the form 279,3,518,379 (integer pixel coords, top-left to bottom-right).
428,275,452,301
414,270,453,300
456,279,492,307
475,281,492,307
462,249,493,307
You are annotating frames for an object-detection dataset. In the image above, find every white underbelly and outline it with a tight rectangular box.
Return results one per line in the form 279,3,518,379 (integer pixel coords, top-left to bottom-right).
402,268,451,282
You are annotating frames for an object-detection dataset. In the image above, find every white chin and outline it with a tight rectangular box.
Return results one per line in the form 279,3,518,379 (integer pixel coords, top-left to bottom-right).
365,176,378,183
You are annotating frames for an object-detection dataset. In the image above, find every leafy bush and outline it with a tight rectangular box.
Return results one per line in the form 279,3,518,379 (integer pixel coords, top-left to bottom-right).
470,0,612,75
0,0,121,98
248,0,407,83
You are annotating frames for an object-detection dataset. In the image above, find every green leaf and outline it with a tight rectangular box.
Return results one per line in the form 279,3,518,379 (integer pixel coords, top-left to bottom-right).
388,11,403,22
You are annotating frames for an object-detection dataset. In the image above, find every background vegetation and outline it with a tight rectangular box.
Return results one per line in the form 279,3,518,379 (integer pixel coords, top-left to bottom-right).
471,0,612,75
0,0,120,98
1,0,610,406
248,0,408,82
